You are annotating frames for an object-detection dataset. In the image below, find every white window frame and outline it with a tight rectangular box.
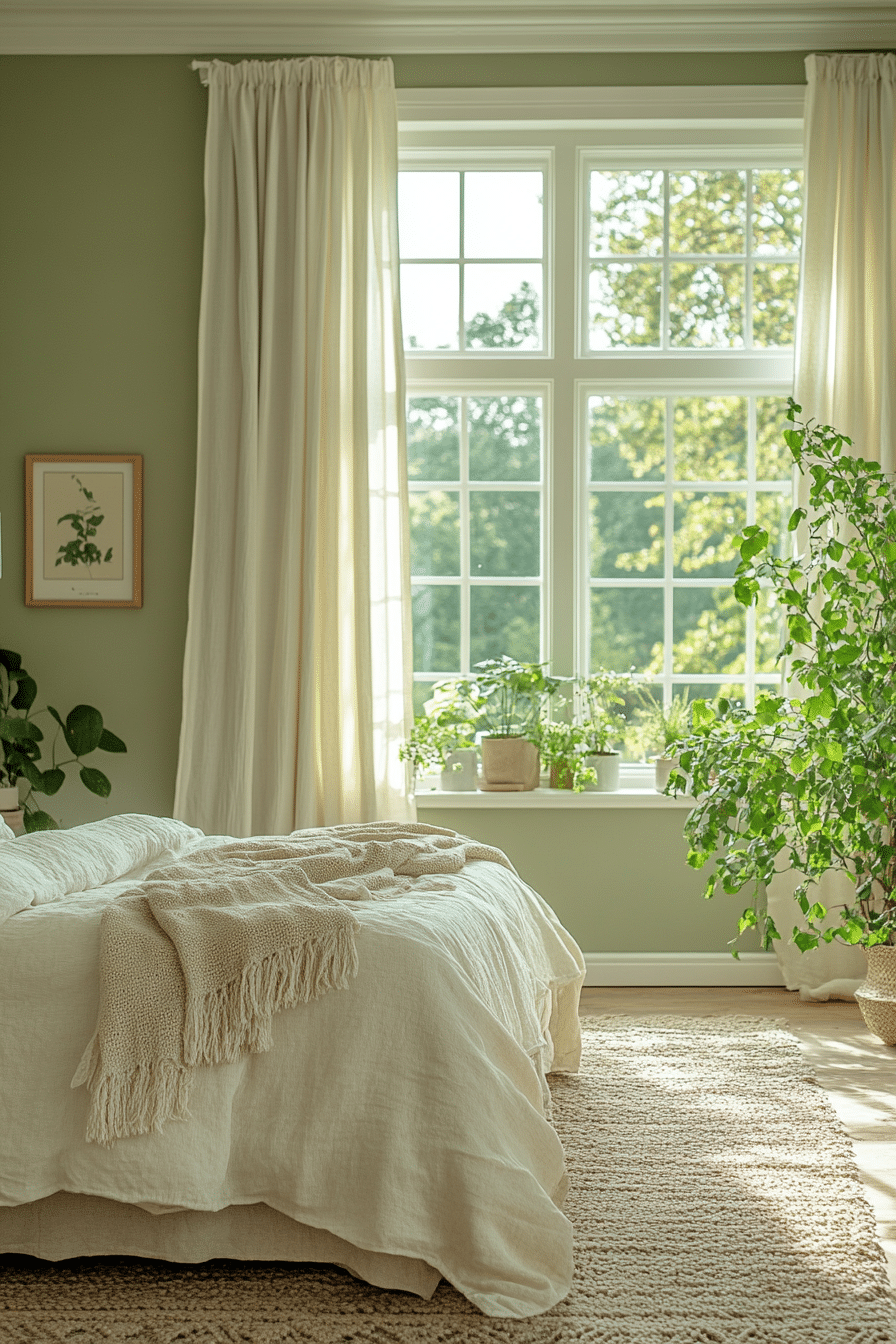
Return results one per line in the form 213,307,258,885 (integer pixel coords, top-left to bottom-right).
399,86,804,777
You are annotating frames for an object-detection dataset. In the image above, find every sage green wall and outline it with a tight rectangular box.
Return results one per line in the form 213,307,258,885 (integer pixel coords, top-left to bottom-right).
0,51,802,950
421,804,750,954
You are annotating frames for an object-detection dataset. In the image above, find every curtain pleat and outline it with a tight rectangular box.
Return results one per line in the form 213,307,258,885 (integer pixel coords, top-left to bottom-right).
174,58,414,836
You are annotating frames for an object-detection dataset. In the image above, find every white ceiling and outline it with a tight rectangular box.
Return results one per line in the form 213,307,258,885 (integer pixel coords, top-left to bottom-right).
0,0,892,55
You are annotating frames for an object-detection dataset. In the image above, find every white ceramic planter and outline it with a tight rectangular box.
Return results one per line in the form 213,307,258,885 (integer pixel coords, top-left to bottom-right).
653,756,680,792
480,737,539,791
0,785,19,811
440,749,478,792
584,752,620,792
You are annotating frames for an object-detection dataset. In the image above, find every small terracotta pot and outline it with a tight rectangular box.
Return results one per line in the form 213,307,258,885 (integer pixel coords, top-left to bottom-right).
549,762,575,790
480,737,539,791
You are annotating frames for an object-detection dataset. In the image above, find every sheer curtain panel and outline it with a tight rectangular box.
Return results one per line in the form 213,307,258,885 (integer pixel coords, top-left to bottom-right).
767,52,896,995
175,58,414,836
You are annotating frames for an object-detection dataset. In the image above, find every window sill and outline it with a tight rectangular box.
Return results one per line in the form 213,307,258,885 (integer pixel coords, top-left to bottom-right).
415,786,695,809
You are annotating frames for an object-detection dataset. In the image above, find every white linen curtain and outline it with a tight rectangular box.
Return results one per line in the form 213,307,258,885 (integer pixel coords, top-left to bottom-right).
766,52,896,995
174,57,414,837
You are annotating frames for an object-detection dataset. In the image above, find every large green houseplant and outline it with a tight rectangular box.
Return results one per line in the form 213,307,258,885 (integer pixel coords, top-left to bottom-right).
0,648,127,831
678,402,896,959
473,656,559,791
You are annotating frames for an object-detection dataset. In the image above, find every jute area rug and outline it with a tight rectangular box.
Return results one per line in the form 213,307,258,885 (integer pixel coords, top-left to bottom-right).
2,1015,894,1344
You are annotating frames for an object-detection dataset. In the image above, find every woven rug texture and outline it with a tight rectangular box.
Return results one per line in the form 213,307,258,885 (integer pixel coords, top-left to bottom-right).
2,1014,894,1344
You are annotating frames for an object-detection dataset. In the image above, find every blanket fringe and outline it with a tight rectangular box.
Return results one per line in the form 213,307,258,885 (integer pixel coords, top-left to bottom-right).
183,927,359,1067
78,1058,191,1148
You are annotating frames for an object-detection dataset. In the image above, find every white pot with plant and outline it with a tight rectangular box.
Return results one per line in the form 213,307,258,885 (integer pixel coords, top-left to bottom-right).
634,687,693,792
399,679,483,792
0,647,127,832
578,668,631,793
473,656,559,792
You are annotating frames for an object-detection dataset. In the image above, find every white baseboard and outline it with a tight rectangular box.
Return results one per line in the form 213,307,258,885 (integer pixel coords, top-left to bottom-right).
583,952,785,987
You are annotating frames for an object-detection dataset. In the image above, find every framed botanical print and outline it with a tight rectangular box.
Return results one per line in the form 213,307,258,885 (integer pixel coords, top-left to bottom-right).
25,454,143,608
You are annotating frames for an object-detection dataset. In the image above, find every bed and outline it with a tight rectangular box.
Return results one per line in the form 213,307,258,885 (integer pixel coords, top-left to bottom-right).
0,813,585,1319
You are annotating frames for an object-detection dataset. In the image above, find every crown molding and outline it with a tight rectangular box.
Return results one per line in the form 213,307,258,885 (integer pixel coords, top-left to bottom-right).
0,2,893,55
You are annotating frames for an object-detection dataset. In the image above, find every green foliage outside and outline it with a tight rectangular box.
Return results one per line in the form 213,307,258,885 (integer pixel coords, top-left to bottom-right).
0,649,127,831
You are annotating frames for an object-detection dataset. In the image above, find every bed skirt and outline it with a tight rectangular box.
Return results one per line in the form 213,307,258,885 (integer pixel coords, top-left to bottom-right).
0,1192,442,1299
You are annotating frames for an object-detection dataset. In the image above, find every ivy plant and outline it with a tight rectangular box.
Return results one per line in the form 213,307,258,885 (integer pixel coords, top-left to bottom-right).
0,648,127,831
678,401,896,953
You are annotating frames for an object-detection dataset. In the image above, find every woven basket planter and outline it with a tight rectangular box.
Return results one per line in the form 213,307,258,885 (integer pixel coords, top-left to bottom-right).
856,945,896,1045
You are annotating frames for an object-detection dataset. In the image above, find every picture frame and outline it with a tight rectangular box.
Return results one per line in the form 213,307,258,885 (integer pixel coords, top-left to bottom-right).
25,454,143,608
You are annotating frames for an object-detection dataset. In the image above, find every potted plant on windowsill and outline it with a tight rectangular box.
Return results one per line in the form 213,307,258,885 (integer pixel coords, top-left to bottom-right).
676,402,896,1042
578,669,631,792
536,716,597,792
473,656,560,792
635,687,694,792
399,679,484,792
0,648,127,832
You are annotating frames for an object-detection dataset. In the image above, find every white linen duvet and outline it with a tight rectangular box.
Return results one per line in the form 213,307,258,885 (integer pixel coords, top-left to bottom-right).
0,815,585,1318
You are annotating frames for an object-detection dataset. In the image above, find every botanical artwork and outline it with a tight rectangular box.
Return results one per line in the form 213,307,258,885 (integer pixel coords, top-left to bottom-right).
26,454,142,608
43,472,125,582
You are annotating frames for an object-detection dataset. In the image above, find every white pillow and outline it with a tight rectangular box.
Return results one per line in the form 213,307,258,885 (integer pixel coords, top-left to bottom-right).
0,813,205,923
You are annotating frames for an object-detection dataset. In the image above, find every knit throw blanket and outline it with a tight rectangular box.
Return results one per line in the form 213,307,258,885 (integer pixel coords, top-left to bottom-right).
72,822,513,1146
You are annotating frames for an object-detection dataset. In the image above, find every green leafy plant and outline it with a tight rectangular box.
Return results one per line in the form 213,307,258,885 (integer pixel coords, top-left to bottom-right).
0,648,127,831
472,656,560,739
679,400,896,953
577,668,631,754
634,687,693,759
536,716,596,792
55,475,113,575
399,679,483,779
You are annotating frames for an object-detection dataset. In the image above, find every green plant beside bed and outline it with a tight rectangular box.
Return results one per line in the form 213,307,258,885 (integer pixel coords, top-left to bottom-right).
678,401,896,954
0,648,127,831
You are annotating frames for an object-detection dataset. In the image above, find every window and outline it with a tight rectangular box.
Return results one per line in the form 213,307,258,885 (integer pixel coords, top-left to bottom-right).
398,89,803,741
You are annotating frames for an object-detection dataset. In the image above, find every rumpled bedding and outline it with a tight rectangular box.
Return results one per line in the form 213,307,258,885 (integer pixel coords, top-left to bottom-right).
0,816,585,1318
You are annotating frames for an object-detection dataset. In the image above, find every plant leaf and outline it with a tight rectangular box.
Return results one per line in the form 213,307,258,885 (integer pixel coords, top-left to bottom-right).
79,765,111,797
98,728,127,753
10,676,37,711
23,809,57,832
37,767,65,796
65,705,104,756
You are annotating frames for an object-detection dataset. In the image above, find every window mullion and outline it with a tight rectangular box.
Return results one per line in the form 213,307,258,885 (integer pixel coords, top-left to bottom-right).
459,396,471,675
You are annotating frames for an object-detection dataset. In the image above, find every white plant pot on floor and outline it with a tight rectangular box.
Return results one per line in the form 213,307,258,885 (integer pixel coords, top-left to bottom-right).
584,753,620,792
0,786,19,811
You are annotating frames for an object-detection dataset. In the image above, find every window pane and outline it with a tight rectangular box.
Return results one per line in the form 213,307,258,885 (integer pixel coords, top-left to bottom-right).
755,491,792,561
465,172,543,259
589,262,662,349
412,585,460,673
752,169,802,255
591,587,663,675
672,588,746,674
398,172,459,259
410,491,460,576
413,681,437,717
468,396,541,482
755,397,794,480
669,171,746,254
590,171,664,257
591,493,664,579
675,680,746,707
401,264,459,350
470,493,540,577
673,491,746,578
752,261,799,347
589,396,665,482
464,265,542,349
673,397,747,481
756,588,786,673
669,262,744,348
470,586,540,665
407,397,460,481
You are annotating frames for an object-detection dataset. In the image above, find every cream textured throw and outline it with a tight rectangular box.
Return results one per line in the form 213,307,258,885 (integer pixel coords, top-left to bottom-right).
73,822,513,1145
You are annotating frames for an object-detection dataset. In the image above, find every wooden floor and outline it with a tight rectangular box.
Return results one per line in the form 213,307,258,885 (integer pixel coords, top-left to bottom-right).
579,986,896,1286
